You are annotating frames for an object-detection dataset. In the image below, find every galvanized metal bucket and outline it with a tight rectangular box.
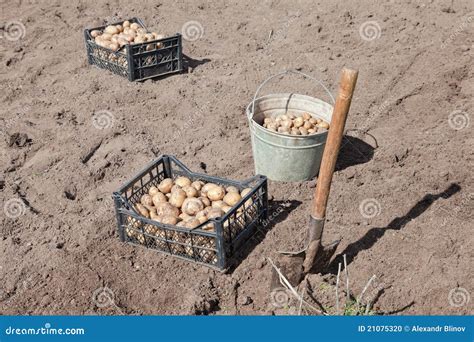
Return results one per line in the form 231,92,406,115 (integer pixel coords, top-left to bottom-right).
246,70,335,182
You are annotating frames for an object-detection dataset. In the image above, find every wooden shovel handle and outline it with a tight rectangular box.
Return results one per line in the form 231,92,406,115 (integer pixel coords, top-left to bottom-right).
312,68,358,219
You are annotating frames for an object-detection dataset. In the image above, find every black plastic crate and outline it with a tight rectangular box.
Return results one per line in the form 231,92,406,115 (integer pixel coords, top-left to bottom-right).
113,156,268,270
84,18,183,81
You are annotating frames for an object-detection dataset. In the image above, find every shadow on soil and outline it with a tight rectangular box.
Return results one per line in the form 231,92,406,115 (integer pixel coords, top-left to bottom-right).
329,182,461,271
183,54,211,72
226,199,302,272
336,134,376,171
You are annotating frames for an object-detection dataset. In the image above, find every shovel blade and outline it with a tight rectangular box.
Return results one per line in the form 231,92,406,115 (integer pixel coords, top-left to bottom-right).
270,240,341,290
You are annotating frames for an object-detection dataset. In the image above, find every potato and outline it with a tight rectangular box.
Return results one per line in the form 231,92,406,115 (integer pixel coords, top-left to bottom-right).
309,118,318,125
123,20,131,28
302,112,312,120
137,28,147,35
240,188,253,207
308,128,316,134
149,186,160,196
199,196,211,207
158,178,173,194
182,185,198,198
135,203,150,218
317,121,330,129
179,212,192,221
278,126,290,134
191,181,203,191
201,183,217,195
303,121,313,130
149,211,160,221
211,200,225,209
160,215,178,225
182,198,204,216
267,123,278,131
145,33,154,41
109,42,119,51
223,192,242,206
278,114,289,121
225,186,239,193
263,117,273,125
105,25,119,35
177,221,187,228
140,194,153,207
222,205,232,213
171,184,182,193
134,36,145,44
153,33,165,40
166,193,172,199
169,189,186,208
207,208,224,219
156,202,179,218
144,204,156,215
280,120,293,129
207,186,225,201
130,22,141,30
101,33,112,40
196,211,208,224
90,30,101,38
299,127,309,135
175,176,192,187
293,117,304,128
291,127,301,135
185,218,201,229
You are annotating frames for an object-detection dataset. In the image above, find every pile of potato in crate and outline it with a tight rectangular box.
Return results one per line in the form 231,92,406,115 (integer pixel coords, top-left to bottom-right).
115,157,268,268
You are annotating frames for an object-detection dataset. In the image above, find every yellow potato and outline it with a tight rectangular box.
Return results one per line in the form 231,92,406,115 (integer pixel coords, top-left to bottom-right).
293,117,304,128
90,30,101,38
169,189,186,208
211,200,225,209
317,121,330,129
302,112,312,120
152,192,167,207
140,194,153,207
149,186,160,196
135,203,150,218
158,178,173,194
182,198,204,216
175,176,192,187
201,183,217,196
185,218,201,228
223,192,242,206
182,185,198,198
160,215,178,225
156,202,179,218
105,25,119,35
199,196,211,207
191,181,203,191
207,186,225,201
130,22,141,30
123,20,131,28
225,186,239,193
207,208,225,219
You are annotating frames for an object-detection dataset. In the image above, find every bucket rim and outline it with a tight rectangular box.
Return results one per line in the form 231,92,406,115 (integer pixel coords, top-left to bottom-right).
246,92,333,139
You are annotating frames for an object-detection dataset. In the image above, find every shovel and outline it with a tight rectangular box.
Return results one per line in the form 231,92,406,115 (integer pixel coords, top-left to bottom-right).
271,67,359,288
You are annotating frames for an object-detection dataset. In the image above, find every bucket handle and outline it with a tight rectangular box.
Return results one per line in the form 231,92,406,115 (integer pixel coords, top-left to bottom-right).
250,70,335,120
